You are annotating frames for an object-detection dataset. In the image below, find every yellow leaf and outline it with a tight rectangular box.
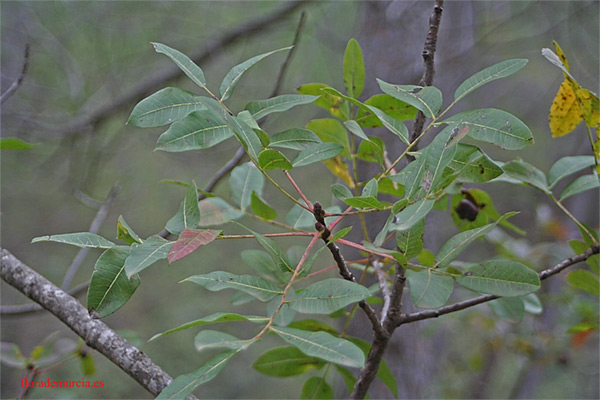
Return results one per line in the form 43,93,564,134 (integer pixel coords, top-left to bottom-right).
574,87,600,128
553,40,570,72
323,156,355,188
549,80,583,137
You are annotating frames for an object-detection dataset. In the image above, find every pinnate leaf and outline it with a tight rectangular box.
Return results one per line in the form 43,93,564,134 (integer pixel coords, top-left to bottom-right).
454,59,528,103
253,347,325,377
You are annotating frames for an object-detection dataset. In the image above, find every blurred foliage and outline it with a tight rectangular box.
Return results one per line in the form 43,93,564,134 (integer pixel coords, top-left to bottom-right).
1,1,598,399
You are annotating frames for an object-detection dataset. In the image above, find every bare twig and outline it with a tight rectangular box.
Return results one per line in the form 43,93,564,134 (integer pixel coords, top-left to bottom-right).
1,248,195,399
398,244,600,325
50,1,306,137
408,0,444,156
269,12,306,97
61,183,121,289
1,44,30,105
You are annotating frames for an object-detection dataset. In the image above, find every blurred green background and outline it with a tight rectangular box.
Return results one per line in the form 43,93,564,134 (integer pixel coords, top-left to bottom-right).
1,1,598,398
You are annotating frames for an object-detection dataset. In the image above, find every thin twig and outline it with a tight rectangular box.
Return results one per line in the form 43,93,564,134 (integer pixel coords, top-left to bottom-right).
269,12,306,98
61,183,121,289
407,0,444,158
398,244,599,325
0,44,30,105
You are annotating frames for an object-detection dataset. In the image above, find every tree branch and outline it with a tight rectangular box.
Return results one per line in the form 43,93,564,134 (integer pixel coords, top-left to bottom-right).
51,1,307,137
398,244,600,325
0,248,194,399
0,44,30,105
408,0,444,155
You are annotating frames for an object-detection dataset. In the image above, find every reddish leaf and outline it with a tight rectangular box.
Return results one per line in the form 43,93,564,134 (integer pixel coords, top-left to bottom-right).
168,229,219,263
571,329,594,348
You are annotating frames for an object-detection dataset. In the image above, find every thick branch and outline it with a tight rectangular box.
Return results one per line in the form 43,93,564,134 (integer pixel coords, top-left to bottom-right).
0,248,191,398
399,244,600,325
53,1,306,137
408,0,444,150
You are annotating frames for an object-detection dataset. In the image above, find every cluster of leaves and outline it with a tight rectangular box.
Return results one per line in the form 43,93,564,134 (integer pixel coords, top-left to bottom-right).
31,38,599,399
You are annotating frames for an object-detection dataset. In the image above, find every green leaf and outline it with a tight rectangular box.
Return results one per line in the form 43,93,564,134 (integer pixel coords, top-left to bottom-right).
32,233,114,249
194,330,255,351
454,59,528,103
225,114,263,161
306,119,350,157
229,163,264,211
293,143,344,167
117,215,141,245
488,296,524,322
288,279,371,314
296,82,350,120
357,137,385,167
435,213,517,268
343,120,369,141
344,196,385,210
257,148,292,171
150,313,267,341
455,260,540,296
567,270,600,296
566,322,600,333
560,174,600,201
390,199,435,231
500,160,551,193
548,155,596,188
343,39,365,98
165,181,201,235
449,144,503,183
253,346,325,377
365,105,409,144
128,87,205,128
395,219,425,260
331,183,353,201
377,79,442,118
168,229,219,263
406,269,454,309
242,250,289,284
198,197,244,227
155,109,233,152
0,138,35,150
156,351,236,400
220,46,292,101
152,42,207,90
183,271,282,302
79,352,96,376
269,128,322,150
442,109,534,150
271,327,365,368
87,246,140,318
301,377,333,400
361,178,378,197
124,235,173,277
422,126,458,192
355,94,417,127
245,94,318,120
523,293,543,314
250,191,277,220
240,225,295,273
